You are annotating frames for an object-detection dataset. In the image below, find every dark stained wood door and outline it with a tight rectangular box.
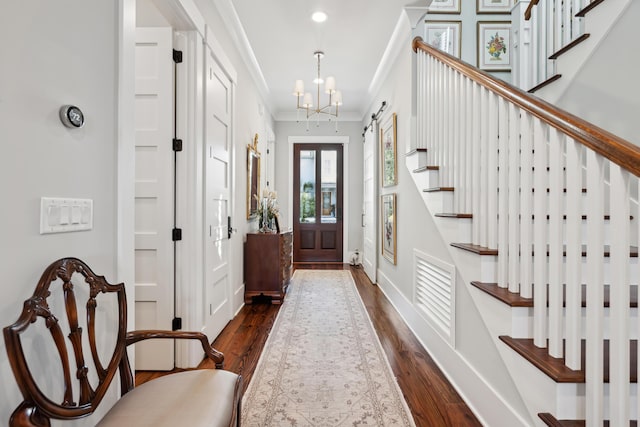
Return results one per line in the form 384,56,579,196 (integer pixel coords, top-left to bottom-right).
293,143,343,262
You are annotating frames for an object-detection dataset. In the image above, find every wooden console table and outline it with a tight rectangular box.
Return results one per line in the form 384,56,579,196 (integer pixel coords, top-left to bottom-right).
245,231,292,304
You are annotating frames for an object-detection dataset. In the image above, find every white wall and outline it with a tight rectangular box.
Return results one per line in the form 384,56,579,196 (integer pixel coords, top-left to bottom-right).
366,18,532,426
0,1,121,425
273,121,364,260
556,0,640,146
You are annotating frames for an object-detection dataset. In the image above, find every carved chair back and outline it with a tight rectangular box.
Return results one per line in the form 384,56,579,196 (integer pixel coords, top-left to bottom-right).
3,258,134,424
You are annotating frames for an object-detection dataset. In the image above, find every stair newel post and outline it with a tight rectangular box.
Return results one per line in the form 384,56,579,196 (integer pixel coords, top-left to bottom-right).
417,51,423,150
609,163,631,426
520,113,534,299
585,149,606,426
564,138,583,370
532,118,549,348
507,104,521,294
487,92,499,251
548,128,564,357
497,98,510,289
464,78,473,213
471,82,482,245
479,86,490,248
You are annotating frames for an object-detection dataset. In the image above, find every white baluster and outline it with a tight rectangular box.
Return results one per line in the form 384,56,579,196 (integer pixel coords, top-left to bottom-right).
564,138,582,370
497,98,509,288
417,51,423,149
532,118,548,348
487,93,499,251
508,104,521,294
519,113,534,298
585,149,605,427
609,163,631,426
453,71,462,211
548,128,563,357
479,87,489,248
465,78,473,214
472,82,481,245
444,65,451,189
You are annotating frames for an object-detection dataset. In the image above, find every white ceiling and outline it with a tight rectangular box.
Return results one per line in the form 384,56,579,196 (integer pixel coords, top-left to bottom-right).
225,0,430,122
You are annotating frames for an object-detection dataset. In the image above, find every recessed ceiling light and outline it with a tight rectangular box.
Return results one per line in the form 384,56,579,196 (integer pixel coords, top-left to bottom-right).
311,11,327,23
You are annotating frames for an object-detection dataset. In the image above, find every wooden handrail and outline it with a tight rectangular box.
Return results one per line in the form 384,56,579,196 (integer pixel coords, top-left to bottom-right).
412,37,640,177
524,0,539,20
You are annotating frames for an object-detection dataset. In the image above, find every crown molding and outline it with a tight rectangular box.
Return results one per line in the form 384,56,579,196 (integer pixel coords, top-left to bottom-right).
211,0,273,113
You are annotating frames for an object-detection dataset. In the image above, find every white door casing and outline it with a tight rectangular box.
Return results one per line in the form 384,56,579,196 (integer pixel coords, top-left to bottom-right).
362,124,378,283
134,27,175,370
204,49,233,340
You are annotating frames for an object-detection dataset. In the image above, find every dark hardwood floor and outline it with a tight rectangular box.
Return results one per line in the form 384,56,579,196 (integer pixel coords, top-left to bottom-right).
136,263,481,426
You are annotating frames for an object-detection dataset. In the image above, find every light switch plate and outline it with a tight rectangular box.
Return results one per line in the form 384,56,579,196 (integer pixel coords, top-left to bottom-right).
40,197,93,234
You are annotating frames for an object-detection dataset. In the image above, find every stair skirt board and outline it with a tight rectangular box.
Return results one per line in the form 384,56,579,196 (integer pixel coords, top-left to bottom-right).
376,269,534,427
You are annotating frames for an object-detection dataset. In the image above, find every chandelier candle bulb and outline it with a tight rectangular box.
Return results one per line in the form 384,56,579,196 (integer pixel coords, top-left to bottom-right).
303,93,313,108
325,76,336,94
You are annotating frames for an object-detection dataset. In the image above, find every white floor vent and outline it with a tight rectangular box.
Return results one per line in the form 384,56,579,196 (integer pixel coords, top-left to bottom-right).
413,249,456,348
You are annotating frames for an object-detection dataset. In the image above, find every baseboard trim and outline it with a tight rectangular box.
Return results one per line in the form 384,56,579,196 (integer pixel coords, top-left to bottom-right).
375,269,532,427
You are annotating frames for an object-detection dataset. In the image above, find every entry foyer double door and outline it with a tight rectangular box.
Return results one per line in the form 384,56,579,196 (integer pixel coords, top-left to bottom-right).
293,144,343,262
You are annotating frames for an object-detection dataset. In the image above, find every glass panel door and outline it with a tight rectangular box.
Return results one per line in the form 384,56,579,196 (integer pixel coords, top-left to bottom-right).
293,143,343,262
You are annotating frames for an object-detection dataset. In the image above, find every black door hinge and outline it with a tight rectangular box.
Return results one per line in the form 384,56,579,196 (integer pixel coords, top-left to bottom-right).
172,228,182,241
172,138,183,152
172,317,182,331
172,49,183,64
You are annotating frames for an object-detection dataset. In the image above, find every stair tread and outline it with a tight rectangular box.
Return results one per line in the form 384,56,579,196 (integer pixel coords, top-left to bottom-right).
575,0,606,17
412,165,439,173
529,74,562,93
471,282,638,308
451,243,639,257
499,336,638,383
435,213,473,219
539,412,637,427
405,148,427,156
451,243,498,255
423,186,454,192
549,33,591,60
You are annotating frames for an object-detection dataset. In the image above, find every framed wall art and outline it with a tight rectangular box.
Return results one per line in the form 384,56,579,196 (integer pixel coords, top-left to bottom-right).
427,0,461,14
381,193,397,264
477,21,512,71
380,112,397,187
424,20,462,58
246,133,261,219
477,0,512,14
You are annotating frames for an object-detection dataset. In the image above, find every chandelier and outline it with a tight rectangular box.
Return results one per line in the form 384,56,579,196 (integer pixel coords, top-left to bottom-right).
293,51,343,129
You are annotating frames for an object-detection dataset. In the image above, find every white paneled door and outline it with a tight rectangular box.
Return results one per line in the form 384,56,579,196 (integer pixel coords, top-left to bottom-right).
134,27,174,370
204,49,233,339
362,125,378,283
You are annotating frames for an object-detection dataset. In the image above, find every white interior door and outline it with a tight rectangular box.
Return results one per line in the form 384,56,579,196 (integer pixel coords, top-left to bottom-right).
204,49,232,340
362,125,378,283
134,27,175,370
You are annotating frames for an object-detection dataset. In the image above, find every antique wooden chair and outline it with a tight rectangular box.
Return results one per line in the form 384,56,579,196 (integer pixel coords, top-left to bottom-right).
4,257,241,427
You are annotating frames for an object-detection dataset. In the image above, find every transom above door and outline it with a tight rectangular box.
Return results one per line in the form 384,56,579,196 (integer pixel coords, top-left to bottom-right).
293,143,344,262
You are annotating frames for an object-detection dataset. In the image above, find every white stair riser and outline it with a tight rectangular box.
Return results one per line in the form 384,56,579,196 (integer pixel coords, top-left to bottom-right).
512,306,638,340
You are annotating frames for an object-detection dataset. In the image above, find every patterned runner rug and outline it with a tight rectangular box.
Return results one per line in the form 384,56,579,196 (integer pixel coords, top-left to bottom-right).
242,269,416,426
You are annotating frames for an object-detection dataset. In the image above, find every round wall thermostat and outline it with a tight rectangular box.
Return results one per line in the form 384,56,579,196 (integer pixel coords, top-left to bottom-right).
59,105,85,128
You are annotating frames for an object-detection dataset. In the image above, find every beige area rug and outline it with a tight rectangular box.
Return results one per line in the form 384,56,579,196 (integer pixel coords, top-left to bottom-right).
242,269,416,427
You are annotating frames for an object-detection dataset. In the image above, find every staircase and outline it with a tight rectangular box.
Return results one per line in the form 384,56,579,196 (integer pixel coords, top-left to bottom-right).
512,0,633,102
410,22,640,426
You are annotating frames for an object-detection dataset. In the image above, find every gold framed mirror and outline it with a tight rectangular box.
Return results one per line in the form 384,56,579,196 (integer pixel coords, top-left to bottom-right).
247,134,261,219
